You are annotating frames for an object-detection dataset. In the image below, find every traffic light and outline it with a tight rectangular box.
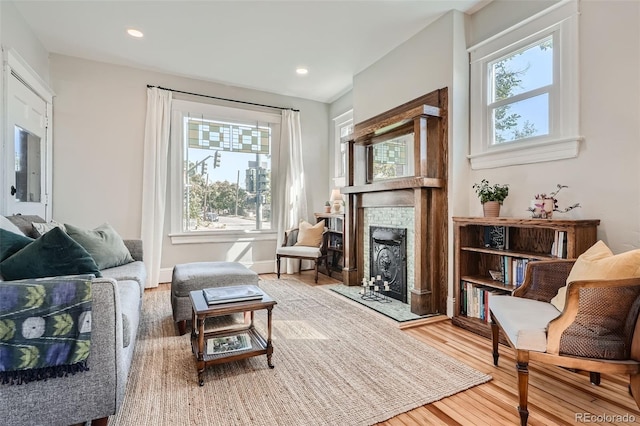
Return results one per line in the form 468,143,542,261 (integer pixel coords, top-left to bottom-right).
213,150,221,168
257,168,270,192
200,161,208,174
245,169,256,192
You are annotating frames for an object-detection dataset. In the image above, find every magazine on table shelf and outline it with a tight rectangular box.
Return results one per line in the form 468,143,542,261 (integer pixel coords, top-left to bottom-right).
202,285,264,305
206,334,252,355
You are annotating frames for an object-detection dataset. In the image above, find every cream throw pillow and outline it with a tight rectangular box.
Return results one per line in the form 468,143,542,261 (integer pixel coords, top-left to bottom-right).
32,220,66,237
550,240,640,311
295,220,324,247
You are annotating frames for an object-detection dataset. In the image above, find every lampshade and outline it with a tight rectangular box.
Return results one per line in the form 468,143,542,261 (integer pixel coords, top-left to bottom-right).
330,189,342,201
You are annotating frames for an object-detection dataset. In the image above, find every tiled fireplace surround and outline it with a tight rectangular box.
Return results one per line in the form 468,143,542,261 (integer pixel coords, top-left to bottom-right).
363,207,415,303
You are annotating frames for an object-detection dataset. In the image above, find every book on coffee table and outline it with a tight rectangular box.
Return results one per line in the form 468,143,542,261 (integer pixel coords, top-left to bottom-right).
202,285,264,305
207,334,252,355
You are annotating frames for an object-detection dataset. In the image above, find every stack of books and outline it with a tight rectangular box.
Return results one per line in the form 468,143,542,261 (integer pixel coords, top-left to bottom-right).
202,285,264,305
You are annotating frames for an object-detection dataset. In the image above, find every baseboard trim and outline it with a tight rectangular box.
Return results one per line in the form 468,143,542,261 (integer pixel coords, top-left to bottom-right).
158,260,277,284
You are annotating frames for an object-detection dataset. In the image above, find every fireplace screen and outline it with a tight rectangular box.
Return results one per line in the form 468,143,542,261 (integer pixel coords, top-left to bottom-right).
370,226,407,302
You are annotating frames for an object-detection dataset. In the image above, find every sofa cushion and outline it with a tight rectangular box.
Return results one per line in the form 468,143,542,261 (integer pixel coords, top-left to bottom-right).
0,227,102,281
295,220,324,247
65,223,134,270
0,229,33,262
551,240,640,310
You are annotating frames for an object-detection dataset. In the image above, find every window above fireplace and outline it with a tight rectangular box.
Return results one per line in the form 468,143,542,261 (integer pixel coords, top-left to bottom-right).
368,133,415,183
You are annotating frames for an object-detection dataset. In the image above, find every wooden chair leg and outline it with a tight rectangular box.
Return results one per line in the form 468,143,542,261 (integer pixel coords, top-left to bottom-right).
298,259,302,275
276,255,281,278
490,314,499,366
590,372,601,386
516,350,530,426
314,260,319,283
325,257,331,278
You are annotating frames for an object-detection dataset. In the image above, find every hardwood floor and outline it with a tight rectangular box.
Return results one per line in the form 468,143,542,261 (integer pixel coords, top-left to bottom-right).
153,271,640,425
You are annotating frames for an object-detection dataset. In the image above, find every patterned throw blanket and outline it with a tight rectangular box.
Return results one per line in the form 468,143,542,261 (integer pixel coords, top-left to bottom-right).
0,275,93,384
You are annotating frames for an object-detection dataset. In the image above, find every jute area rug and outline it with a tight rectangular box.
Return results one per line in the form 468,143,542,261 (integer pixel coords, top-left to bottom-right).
110,277,490,426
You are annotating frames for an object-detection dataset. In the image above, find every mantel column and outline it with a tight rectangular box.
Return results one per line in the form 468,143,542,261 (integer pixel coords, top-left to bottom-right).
411,187,432,315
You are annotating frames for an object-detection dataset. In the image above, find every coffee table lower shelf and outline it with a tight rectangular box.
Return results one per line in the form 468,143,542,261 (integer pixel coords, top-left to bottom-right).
191,326,270,363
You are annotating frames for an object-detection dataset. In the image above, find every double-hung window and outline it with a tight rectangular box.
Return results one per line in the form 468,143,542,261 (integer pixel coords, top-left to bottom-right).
169,100,281,243
332,110,353,187
469,0,580,169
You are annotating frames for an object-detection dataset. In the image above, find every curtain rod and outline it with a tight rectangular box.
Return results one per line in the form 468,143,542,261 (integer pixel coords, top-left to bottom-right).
146,85,299,112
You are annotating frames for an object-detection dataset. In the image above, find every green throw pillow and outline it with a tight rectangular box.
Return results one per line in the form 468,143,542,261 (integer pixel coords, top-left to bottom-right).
65,223,134,270
0,229,33,262
0,227,102,281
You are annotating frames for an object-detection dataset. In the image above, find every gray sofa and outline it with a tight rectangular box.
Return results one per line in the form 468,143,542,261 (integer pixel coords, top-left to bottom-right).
0,216,146,426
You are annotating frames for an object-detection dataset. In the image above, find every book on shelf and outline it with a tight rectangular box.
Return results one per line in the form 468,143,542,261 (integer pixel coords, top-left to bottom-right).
206,333,252,355
460,281,507,323
202,285,263,305
484,226,508,249
552,231,568,258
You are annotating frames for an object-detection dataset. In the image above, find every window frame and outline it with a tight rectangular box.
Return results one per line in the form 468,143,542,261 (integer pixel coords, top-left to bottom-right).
169,99,281,244
468,0,581,169
332,109,353,188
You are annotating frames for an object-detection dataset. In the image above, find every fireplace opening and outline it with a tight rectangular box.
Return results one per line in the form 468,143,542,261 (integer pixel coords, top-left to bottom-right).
370,226,407,303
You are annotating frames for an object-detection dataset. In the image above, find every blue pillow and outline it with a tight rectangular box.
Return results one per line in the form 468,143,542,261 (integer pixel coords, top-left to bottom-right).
0,229,33,262
0,227,102,281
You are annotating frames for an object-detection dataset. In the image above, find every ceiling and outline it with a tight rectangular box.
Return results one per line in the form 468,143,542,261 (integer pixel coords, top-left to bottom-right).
12,0,487,103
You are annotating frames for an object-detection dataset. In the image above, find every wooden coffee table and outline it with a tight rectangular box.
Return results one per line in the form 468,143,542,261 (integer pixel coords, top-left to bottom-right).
189,286,276,386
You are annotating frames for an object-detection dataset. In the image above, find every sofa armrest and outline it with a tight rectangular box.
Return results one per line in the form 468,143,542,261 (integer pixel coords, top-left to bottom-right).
0,277,125,425
123,239,143,262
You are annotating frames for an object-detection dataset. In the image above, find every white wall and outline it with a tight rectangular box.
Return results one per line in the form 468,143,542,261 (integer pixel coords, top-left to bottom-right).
49,54,330,278
466,0,640,254
0,1,49,83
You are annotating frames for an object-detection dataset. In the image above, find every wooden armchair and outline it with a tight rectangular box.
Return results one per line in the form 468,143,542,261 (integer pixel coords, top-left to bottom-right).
490,259,640,426
276,226,329,283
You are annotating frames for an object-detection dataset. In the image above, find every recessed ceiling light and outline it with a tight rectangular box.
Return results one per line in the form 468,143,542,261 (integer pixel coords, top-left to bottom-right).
127,28,144,38
296,67,308,75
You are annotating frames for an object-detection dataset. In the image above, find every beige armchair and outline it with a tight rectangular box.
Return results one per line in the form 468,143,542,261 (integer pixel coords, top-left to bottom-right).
490,257,640,426
276,225,329,283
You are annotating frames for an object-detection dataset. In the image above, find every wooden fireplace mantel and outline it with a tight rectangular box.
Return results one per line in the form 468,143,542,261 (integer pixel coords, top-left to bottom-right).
341,177,444,194
341,88,448,316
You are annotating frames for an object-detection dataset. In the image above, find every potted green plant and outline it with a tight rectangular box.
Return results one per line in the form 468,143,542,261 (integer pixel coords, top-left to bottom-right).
473,179,509,217
324,201,331,213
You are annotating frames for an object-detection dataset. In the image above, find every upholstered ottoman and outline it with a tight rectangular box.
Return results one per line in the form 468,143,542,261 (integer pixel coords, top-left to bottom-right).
171,261,259,334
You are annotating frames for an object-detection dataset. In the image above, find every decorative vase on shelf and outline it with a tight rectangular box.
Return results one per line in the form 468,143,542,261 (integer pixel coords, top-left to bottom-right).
530,199,554,219
483,201,501,217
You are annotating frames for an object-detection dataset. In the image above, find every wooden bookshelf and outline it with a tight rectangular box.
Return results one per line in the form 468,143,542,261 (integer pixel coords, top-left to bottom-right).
314,213,345,281
452,217,600,339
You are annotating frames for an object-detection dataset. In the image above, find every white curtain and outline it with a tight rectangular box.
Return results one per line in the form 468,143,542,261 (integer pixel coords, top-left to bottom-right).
141,87,172,288
275,109,308,274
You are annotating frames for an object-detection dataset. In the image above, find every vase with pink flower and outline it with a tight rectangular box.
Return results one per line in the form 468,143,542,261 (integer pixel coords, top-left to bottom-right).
529,184,580,219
